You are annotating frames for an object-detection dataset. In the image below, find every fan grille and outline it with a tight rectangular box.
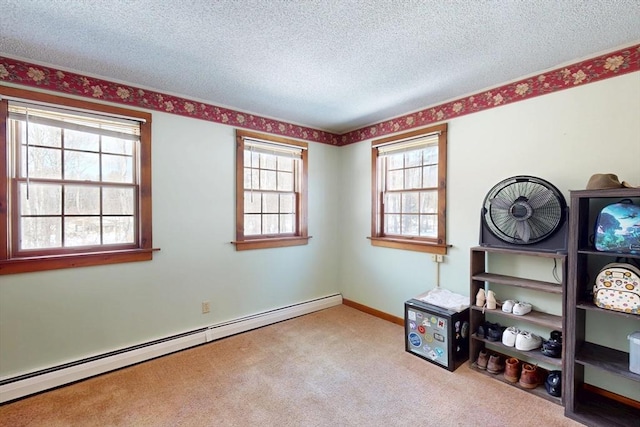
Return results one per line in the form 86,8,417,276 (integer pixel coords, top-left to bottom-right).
482,176,566,245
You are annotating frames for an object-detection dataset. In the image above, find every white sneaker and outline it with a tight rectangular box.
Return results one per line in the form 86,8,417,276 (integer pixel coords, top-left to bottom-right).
502,326,520,347
515,331,542,351
502,300,516,313
513,302,532,316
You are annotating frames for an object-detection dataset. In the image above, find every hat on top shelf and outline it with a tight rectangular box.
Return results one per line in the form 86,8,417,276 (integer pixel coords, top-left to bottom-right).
586,173,637,190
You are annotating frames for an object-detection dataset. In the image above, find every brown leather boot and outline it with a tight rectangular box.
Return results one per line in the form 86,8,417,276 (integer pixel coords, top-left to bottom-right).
504,357,521,383
487,354,505,374
476,350,489,370
519,363,540,389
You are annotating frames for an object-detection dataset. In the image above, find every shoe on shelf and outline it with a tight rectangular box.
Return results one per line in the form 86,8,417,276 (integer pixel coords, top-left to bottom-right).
545,370,562,397
476,288,486,307
502,299,516,313
515,331,542,351
486,290,497,310
512,302,532,316
477,324,486,338
476,350,489,370
486,323,505,342
519,363,541,389
542,338,562,358
502,326,520,347
487,354,505,374
504,357,521,383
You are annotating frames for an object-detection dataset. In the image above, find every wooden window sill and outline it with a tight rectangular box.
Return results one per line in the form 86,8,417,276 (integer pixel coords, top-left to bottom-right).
0,248,160,275
232,236,311,251
368,236,449,254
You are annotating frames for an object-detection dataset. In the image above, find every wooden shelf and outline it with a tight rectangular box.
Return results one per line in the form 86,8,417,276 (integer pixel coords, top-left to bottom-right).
471,305,563,330
575,342,640,382
576,300,640,320
472,334,562,367
469,247,566,407
568,387,640,427
565,189,640,424
471,272,563,294
469,362,561,405
471,245,566,259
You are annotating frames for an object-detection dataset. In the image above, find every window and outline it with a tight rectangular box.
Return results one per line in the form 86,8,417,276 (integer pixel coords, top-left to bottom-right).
370,123,448,254
0,87,154,274
234,130,309,250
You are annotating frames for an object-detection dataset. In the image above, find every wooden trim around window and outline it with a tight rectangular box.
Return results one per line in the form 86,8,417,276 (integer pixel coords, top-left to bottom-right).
0,86,156,275
233,130,309,250
369,123,448,254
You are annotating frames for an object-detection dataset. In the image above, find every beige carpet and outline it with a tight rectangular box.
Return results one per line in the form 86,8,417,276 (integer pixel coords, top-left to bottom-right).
0,305,579,427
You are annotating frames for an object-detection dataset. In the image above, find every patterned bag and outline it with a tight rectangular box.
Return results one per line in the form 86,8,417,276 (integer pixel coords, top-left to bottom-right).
593,263,640,315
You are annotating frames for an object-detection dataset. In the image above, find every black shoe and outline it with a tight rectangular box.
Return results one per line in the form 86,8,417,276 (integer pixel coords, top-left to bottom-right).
486,323,504,342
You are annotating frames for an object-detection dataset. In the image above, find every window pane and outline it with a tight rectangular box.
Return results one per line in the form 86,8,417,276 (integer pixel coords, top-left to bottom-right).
244,167,260,190
424,145,438,165
402,214,419,235
260,153,277,170
65,185,100,215
64,217,100,246
385,193,401,213
405,149,422,167
278,157,293,172
245,214,261,235
387,170,403,191
102,154,133,183
263,193,279,213
65,129,99,151
277,171,293,191
423,165,438,188
103,216,134,244
385,214,400,234
263,214,279,234
420,191,437,213
20,183,61,215
23,146,62,179
280,193,295,213
244,191,262,213
420,215,437,238
387,153,403,170
103,187,134,215
280,214,295,233
402,192,419,213
102,136,133,155
260,170,277,191
21,217,62,249
65,151,100,181
405,167,422,189
26,123,61,148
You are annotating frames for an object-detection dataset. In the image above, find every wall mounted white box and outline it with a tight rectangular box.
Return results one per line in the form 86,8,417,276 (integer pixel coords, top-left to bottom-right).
629,331,640,375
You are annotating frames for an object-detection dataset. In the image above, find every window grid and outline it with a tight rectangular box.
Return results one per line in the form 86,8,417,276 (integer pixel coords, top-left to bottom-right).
11,108,138,253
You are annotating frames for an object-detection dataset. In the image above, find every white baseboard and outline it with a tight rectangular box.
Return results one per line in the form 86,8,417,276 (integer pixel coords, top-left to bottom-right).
0,294,342,403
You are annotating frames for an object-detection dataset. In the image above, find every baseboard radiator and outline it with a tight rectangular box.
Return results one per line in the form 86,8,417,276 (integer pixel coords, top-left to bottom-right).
0,293,342,403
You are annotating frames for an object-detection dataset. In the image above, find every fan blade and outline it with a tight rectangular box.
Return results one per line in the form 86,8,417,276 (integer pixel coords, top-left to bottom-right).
516,220,531,243
527,189,554,209
490,197,512,210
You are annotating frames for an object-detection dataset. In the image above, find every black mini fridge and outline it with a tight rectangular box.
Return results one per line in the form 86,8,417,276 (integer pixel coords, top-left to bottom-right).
404,298,469,372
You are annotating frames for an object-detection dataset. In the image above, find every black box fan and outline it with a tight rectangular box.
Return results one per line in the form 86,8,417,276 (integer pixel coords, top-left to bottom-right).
479,175,568,252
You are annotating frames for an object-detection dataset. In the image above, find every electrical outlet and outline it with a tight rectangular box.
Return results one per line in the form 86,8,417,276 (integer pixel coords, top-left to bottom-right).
201,301,211,314
431,254,444,263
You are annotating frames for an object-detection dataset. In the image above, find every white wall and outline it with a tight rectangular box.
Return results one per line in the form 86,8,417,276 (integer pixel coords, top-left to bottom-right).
0,109,341,377
338,72,640,399
1,70,639,399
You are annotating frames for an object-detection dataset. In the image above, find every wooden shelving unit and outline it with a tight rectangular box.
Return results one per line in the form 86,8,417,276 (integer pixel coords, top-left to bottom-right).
469,246,566,406
565,188,640,426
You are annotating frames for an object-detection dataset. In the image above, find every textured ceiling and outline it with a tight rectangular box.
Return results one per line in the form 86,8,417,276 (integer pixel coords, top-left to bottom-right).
1,1,639,134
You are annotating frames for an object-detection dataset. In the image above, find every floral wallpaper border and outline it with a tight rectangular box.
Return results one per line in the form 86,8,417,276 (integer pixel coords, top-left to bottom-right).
342,44,640,145
1,44,638,147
